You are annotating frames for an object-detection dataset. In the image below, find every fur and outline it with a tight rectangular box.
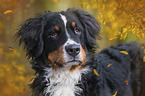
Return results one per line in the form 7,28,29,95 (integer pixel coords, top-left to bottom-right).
16,8,145,96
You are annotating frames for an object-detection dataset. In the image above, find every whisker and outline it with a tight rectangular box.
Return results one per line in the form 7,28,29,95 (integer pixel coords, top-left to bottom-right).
56,57,60,62
54,57,63,67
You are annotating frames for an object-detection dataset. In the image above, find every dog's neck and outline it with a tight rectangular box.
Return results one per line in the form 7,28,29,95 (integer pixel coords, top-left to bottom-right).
43,66,89,96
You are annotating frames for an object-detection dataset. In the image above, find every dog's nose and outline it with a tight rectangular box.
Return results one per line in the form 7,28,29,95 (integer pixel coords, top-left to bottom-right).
65,44,80,57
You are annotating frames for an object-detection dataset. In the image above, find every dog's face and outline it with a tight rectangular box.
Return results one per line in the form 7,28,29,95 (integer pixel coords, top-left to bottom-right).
43,12,87,69
17,8,100,70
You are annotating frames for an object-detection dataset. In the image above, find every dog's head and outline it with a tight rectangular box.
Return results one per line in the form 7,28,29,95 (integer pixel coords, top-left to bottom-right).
17,8,101,70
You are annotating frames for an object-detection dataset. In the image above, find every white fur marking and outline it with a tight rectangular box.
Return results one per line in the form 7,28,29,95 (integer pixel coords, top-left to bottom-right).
44,67,89,96
60,14,70,38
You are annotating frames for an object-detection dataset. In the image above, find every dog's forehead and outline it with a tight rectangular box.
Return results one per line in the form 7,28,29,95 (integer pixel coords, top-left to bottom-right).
60,13,81,41
59,12,80,24
45,12,79,30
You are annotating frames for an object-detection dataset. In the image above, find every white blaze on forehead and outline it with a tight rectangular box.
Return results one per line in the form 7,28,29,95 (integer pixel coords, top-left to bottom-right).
60,14,67,27
60,14,78,45
60,14,70,38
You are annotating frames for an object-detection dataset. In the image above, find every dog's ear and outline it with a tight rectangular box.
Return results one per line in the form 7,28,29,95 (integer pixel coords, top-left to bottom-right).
67,8,101,52
16,17,45,58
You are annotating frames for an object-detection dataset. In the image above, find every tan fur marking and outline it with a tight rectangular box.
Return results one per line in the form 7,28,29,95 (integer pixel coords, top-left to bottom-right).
47,46,65,69
80,45,86,65
72,22,76,28
55,26,59,31
48,50,58,63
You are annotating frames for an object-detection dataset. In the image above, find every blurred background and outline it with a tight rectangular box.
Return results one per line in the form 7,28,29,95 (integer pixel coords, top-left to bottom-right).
0,0,145,96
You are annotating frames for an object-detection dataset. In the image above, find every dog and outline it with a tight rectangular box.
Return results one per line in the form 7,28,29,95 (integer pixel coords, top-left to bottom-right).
16,8,145,96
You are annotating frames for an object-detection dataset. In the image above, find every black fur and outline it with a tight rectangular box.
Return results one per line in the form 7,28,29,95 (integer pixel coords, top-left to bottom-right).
16,8,145,96
78,42,145,96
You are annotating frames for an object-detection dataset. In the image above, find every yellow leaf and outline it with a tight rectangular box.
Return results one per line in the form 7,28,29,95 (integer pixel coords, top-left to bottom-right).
109,37,118,40
124,80,128,85
136,34,139,38
141,33,144,38
120,34,123,40
85,4,89,9
107,63,112,67
131,28,136,34
96,16,100,20
120,51,128,55
123,28,127,33
101,15,103,19
123,33,128,40
143,18,145,21
113,7,117,10
137,31,141,34
136,34,140,41
141,46,144,49
131,17,134,21
143,56,145,62
4,10,12,14
112,91,118,96
99,20,103,24
53,0,59,2
81,2,86,8
117,32,121,35
93,69,99,76
8,47,13,50
103,21,106,25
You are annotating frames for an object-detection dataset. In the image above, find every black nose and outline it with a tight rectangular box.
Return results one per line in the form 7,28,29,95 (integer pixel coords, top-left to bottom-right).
65,44,80,57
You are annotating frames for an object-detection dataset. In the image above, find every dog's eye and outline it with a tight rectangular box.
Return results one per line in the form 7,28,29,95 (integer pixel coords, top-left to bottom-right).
74,27,81,34
49,32,57,37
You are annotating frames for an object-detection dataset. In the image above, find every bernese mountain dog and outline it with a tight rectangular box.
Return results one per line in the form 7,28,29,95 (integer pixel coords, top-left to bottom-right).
16,8,145,96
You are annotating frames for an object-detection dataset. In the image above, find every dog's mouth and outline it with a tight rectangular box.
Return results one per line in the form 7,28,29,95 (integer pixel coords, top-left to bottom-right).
54,60,82,68
66,60,82,64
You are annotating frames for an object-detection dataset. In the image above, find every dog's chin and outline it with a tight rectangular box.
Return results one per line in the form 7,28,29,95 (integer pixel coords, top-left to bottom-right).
61,61,81,71
66,60,82,65
54,60,82,68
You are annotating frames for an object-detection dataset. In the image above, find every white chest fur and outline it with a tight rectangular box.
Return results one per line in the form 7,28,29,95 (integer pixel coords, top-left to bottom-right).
44,67,89,96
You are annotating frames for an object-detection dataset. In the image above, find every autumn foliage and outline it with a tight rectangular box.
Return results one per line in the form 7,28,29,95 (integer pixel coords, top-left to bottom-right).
81,0,145,42
0,0,33,96
0,0,145,96
0,44,32,96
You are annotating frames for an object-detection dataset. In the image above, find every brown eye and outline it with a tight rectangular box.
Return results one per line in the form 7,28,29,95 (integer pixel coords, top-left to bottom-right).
49,32,57,37
74,27,81,34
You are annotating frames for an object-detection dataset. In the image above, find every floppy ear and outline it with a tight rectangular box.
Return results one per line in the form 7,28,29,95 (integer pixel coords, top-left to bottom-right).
67,8,101,52
17,17,45,58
